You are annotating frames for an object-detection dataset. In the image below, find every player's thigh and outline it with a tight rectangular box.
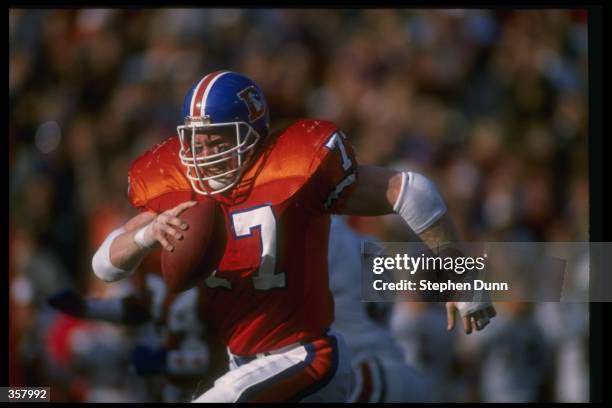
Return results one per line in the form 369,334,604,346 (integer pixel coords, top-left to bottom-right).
193,331,351,403
191,355,294,403
191,380,235,403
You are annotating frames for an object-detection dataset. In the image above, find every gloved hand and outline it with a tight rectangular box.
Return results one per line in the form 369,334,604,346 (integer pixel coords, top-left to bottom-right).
446,301,497,334
130,344,167,376
47,289,86,317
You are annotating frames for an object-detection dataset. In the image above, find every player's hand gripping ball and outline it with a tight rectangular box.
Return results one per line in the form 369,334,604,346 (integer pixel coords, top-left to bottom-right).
161,198,226,293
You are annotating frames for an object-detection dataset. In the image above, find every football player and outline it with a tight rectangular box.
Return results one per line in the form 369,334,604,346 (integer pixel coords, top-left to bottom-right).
91,70,496,402
47,272,219,402
328,216,432,402
457,302,551,402
389,302,457,402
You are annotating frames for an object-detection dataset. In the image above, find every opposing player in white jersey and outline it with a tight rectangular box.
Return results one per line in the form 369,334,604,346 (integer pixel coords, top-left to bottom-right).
47,272,217,402
328,216,432,402
389,302,456,402
457,302,551,402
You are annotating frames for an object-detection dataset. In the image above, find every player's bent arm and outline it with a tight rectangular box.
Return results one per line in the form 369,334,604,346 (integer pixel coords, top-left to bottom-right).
411,212,497,334
92,201,197,282
92,211,153,282
342,165,446,234
107,211,157,272
340,165,401,216
342,165,495,333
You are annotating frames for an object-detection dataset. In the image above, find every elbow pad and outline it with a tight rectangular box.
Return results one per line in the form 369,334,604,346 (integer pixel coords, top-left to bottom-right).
92,228,133,282
393,172,447,234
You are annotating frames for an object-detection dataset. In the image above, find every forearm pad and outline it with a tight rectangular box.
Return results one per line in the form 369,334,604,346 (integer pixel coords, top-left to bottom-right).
92,228,134,282
393,171,447,234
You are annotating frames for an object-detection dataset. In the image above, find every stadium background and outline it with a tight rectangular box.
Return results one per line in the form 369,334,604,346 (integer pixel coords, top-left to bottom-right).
9,9,589,402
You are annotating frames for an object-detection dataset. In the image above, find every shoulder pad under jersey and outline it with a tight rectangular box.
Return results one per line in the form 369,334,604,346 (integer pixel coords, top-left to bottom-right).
237,119,341,202
128,137,194,213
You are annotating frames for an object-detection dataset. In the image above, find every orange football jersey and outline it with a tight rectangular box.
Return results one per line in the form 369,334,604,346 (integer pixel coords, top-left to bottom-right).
128,119,358,356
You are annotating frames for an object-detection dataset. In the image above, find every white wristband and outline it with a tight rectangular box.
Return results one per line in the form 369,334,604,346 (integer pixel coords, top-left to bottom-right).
393,171,447,234
456,302,485,317
92,227,133,282
456,288,492,317
133,222,156,249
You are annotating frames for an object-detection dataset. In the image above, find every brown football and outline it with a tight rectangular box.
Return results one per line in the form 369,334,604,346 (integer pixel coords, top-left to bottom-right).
161,198,226,293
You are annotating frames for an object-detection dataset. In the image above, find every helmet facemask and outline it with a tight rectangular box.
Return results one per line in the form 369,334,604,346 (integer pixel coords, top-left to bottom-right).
177,117,261,195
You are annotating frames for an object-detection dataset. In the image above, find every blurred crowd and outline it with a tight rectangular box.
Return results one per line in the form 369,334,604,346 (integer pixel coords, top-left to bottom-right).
9,9,589,402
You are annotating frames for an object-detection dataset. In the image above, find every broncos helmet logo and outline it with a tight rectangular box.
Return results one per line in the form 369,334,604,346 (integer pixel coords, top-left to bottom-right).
238,86,266,122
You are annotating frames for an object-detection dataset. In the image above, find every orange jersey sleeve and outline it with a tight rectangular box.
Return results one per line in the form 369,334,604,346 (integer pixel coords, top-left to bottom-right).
127,137,195,214
303,128,359,214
